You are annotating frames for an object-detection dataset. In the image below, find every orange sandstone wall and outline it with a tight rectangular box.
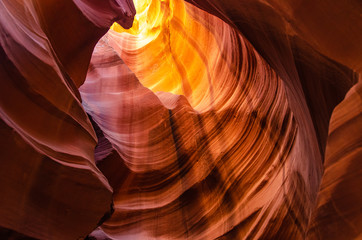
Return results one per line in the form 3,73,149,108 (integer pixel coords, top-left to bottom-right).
81,0,360,239
0,0,360,239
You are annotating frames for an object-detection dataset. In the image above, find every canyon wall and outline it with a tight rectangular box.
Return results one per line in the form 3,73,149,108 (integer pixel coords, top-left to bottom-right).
0,0,360,239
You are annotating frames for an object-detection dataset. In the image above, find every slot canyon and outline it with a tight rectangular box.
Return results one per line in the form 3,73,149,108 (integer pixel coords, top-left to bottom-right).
0,0,361,239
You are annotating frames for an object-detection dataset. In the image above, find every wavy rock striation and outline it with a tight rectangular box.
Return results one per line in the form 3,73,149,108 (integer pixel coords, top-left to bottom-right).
308,79,362,240
0,0,134,239
0,0,361,239
82,0,360,239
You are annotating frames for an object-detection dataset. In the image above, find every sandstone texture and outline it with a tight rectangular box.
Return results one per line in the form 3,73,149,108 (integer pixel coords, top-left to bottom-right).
0,0,360,239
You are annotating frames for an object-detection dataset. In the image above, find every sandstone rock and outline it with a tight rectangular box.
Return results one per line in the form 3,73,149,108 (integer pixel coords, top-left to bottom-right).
0,0,360,239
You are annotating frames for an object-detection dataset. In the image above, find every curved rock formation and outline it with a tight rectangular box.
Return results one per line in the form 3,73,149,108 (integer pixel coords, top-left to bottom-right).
81,0,360,239
0,0,361,239
82,31,298,239
0,0,134,239
308,79,362,240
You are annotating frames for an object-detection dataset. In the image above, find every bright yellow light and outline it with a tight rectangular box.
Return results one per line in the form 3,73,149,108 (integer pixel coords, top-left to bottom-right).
108,0,226,110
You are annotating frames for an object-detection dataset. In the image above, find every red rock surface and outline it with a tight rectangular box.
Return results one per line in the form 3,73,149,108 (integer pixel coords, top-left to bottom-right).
0,0,134,239
0,0,361,239
308,79,362,240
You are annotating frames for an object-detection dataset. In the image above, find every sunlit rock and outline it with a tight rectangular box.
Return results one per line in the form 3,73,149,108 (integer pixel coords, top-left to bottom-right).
0,0,360,239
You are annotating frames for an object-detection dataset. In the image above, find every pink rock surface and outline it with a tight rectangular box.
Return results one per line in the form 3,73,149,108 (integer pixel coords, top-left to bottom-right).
0,0,133,239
